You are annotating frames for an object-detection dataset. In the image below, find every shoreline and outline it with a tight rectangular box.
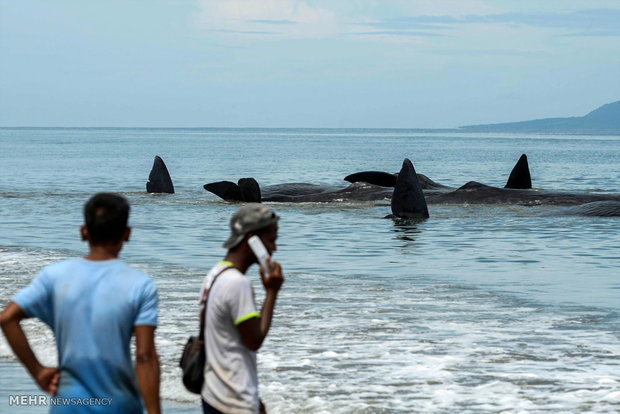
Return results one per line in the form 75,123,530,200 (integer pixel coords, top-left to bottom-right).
0,360,199,413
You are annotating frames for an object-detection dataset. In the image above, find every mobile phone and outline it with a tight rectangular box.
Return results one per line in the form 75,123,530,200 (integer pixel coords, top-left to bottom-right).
248,235,269,272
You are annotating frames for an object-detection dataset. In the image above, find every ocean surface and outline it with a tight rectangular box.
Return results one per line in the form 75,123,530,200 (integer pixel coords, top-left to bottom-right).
0,128,618,413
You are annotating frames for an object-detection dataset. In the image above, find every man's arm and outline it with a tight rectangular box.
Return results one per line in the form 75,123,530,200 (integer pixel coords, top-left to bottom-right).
134,325,160,414
0,302,59,394
237,258,284,351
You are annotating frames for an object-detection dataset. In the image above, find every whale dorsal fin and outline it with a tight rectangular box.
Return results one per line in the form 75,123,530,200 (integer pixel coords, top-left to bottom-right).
505,154,532,189
146,156,174,193
391,158,429,219
344,171,398,187
204,181,242,201
238,178,262,202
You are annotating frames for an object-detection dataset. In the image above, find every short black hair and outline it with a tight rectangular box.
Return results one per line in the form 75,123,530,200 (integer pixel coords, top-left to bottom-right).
84,193,130,245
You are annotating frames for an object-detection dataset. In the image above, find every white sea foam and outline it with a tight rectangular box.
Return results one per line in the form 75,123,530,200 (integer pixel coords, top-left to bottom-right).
3,251,618,412
0,248,63,364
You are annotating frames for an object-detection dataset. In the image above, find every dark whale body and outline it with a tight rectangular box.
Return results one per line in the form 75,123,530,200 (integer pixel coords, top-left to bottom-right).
146,156,174,194
204,178,393,203
202,153,619,217
541,201,620,217
347,154,530,191
347,154,619,207
204,155,530,204
203,158,429,218
425,181,620,206
262,182,392,202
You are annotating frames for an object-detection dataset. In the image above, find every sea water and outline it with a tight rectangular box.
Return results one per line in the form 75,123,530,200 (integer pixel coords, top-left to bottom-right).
0,128,618,413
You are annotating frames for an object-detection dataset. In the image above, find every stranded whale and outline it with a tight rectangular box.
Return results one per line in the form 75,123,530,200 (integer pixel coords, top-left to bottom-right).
540,201,620,217
345,154,619,207
146,156,174,194
202,153,619,216
204,178,394,203
203,155,532,204
203,158,429,219
424,181,620,206
345,154,530,191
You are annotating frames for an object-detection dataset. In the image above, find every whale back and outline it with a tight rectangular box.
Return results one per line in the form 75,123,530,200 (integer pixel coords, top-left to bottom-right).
146,156,175,193
505,154,532,189
548,201,620,217
391,158,429,219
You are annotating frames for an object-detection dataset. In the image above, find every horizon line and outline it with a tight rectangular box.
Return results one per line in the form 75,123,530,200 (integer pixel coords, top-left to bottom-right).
0,126,461,131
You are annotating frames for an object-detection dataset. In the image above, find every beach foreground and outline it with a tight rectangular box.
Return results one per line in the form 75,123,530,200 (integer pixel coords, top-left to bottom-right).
0,361,197,414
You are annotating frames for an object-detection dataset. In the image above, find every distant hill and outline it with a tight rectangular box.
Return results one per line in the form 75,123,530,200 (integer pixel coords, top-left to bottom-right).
461,101,620,133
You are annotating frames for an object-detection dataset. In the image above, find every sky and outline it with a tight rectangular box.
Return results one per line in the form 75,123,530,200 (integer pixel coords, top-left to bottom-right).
1,0,619,128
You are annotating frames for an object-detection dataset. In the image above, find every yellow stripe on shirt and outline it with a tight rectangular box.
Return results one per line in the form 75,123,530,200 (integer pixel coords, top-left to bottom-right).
234,311,260,325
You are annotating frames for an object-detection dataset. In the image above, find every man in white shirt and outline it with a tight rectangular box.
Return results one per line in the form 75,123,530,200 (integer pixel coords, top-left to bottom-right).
200,204,284,414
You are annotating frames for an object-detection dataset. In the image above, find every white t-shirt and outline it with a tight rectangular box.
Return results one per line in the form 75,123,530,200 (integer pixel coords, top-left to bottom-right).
200,262,261,414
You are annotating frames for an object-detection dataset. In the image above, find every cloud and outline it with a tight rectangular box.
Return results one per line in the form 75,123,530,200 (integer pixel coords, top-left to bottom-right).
357,8,620,37
481,9,620,31
352,30,447,38
247,19,297,25
192,2,620,44
193,0,338,39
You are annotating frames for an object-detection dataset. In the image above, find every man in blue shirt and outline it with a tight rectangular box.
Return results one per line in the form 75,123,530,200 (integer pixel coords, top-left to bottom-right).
0,193,160,413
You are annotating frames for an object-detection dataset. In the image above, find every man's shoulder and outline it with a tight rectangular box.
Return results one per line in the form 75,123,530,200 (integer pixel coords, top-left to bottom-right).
49,258,151,280
116,260,151,278
207,263,243,280
221,267,250,285
114,262,157,295
208,266,249,293
66,259,155,292
222,266,245,279
221,270,254,302
44,257,80,269
39,258,85,277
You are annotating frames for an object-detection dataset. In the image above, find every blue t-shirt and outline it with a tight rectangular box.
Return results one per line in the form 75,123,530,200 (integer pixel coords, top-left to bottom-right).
13,258,158,414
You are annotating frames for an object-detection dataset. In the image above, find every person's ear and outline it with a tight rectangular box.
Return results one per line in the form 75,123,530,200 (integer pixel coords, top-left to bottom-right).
80,225,89,242
123,227,131,242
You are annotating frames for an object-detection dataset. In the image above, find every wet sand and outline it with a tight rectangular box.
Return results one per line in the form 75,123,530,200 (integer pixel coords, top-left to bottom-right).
0,360,198,413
